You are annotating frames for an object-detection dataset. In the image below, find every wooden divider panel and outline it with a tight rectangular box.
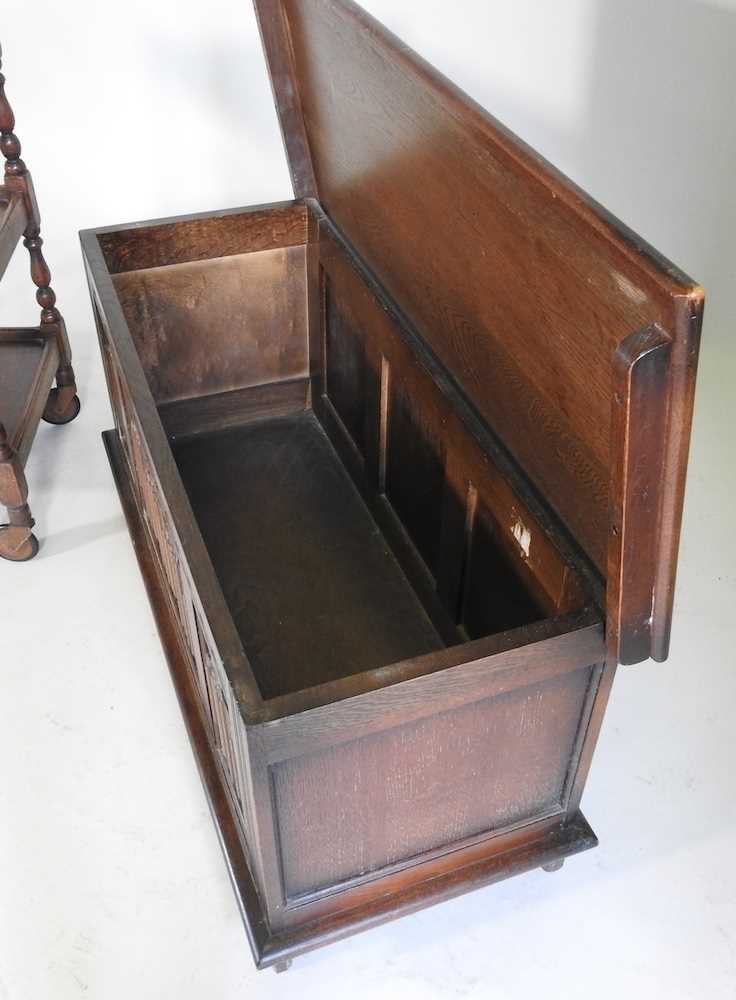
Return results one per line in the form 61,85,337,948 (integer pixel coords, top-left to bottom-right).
315,229,587,635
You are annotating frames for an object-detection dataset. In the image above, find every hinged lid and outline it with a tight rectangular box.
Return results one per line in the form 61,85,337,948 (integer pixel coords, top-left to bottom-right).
255,0,704,664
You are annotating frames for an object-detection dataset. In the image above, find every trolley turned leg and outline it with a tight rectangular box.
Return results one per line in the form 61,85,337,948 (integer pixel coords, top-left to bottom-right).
0,423,38,561
23,234,81,425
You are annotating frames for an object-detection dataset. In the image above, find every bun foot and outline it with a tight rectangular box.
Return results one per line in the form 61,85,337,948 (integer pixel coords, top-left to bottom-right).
542,858,565,873
0,526,39,561
273,959,292,974
43,390,81,425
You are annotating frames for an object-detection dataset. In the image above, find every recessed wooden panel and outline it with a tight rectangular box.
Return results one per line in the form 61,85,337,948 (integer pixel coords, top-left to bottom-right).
272,663,594,899
112,246,308,405
274,0,703,617
324,277,368,453
462,501,546,639
316,224,587,620
385,380,445,574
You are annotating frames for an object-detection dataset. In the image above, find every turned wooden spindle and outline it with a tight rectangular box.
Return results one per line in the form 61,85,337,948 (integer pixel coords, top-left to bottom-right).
0,42,79,424
0,44,26,179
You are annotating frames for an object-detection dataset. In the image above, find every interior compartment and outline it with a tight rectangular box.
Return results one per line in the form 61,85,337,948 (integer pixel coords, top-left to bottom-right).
172,412,442,698
106,203,590,701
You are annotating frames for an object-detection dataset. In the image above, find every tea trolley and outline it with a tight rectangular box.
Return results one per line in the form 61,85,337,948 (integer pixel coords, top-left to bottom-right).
0,43,79,561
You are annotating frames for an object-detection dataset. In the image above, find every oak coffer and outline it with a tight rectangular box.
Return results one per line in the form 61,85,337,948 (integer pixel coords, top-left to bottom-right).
80,0,704,972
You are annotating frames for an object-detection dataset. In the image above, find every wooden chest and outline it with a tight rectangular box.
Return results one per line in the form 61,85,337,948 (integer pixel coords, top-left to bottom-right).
80,0,704,972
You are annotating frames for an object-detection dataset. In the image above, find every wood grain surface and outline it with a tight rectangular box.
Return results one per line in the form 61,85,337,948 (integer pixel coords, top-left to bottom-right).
113,247,308,405
173,412,443,698
257,0,704,662
82,0,705,955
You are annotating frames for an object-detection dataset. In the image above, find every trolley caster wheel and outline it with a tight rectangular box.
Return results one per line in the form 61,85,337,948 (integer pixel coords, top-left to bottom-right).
273,959,292,974
43,391,81,425
0,527,39,561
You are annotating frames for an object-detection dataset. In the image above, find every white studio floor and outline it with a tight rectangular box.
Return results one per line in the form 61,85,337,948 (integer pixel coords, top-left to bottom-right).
1,1,735,996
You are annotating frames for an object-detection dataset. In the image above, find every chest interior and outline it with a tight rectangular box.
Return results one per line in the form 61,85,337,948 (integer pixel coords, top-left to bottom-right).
103,200,594,700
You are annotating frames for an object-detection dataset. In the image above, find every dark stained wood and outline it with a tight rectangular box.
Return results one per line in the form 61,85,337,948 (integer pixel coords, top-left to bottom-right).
608,325,672,664
269,0,703,659
158,377,310,441
566,659,617,814
0,44,79,559
119,421,603,961
385,376,446,576
541,858,565,873
462,499,546,638
102,431,271,964
0,329,59,460
0,326,61,561
316,389,466,649
97,201,308,274
257,611,604,753
101,429,604,967
263,811,597,952
0,186,25,280
0,45,78,426
84,231,264,716
253,2,317,199
172,411,443,699
273,662,593,899
84,187,613,959
82,187,667,965
0,420,35,561
81,0,704,970
650,291,704,661
323,276,370,455
313,221,589,628
112,246,308,404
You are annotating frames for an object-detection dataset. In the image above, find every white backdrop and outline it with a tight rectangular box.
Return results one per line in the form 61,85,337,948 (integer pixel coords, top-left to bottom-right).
1,2,734,998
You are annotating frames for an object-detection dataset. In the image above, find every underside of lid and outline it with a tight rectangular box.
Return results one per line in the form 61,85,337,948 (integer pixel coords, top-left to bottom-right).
254,0,704,664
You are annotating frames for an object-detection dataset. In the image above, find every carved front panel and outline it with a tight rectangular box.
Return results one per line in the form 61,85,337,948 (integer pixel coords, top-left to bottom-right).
272,663,595,900
97,316,258,871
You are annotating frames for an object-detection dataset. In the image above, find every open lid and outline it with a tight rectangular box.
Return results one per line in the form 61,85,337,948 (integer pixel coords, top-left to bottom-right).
254,0,704,665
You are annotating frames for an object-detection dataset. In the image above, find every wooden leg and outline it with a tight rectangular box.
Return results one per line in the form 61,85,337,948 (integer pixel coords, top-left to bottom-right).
542,858,565,873
21,235,81,425
0,423,38,561
42,351,81,424
273,959,292,974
